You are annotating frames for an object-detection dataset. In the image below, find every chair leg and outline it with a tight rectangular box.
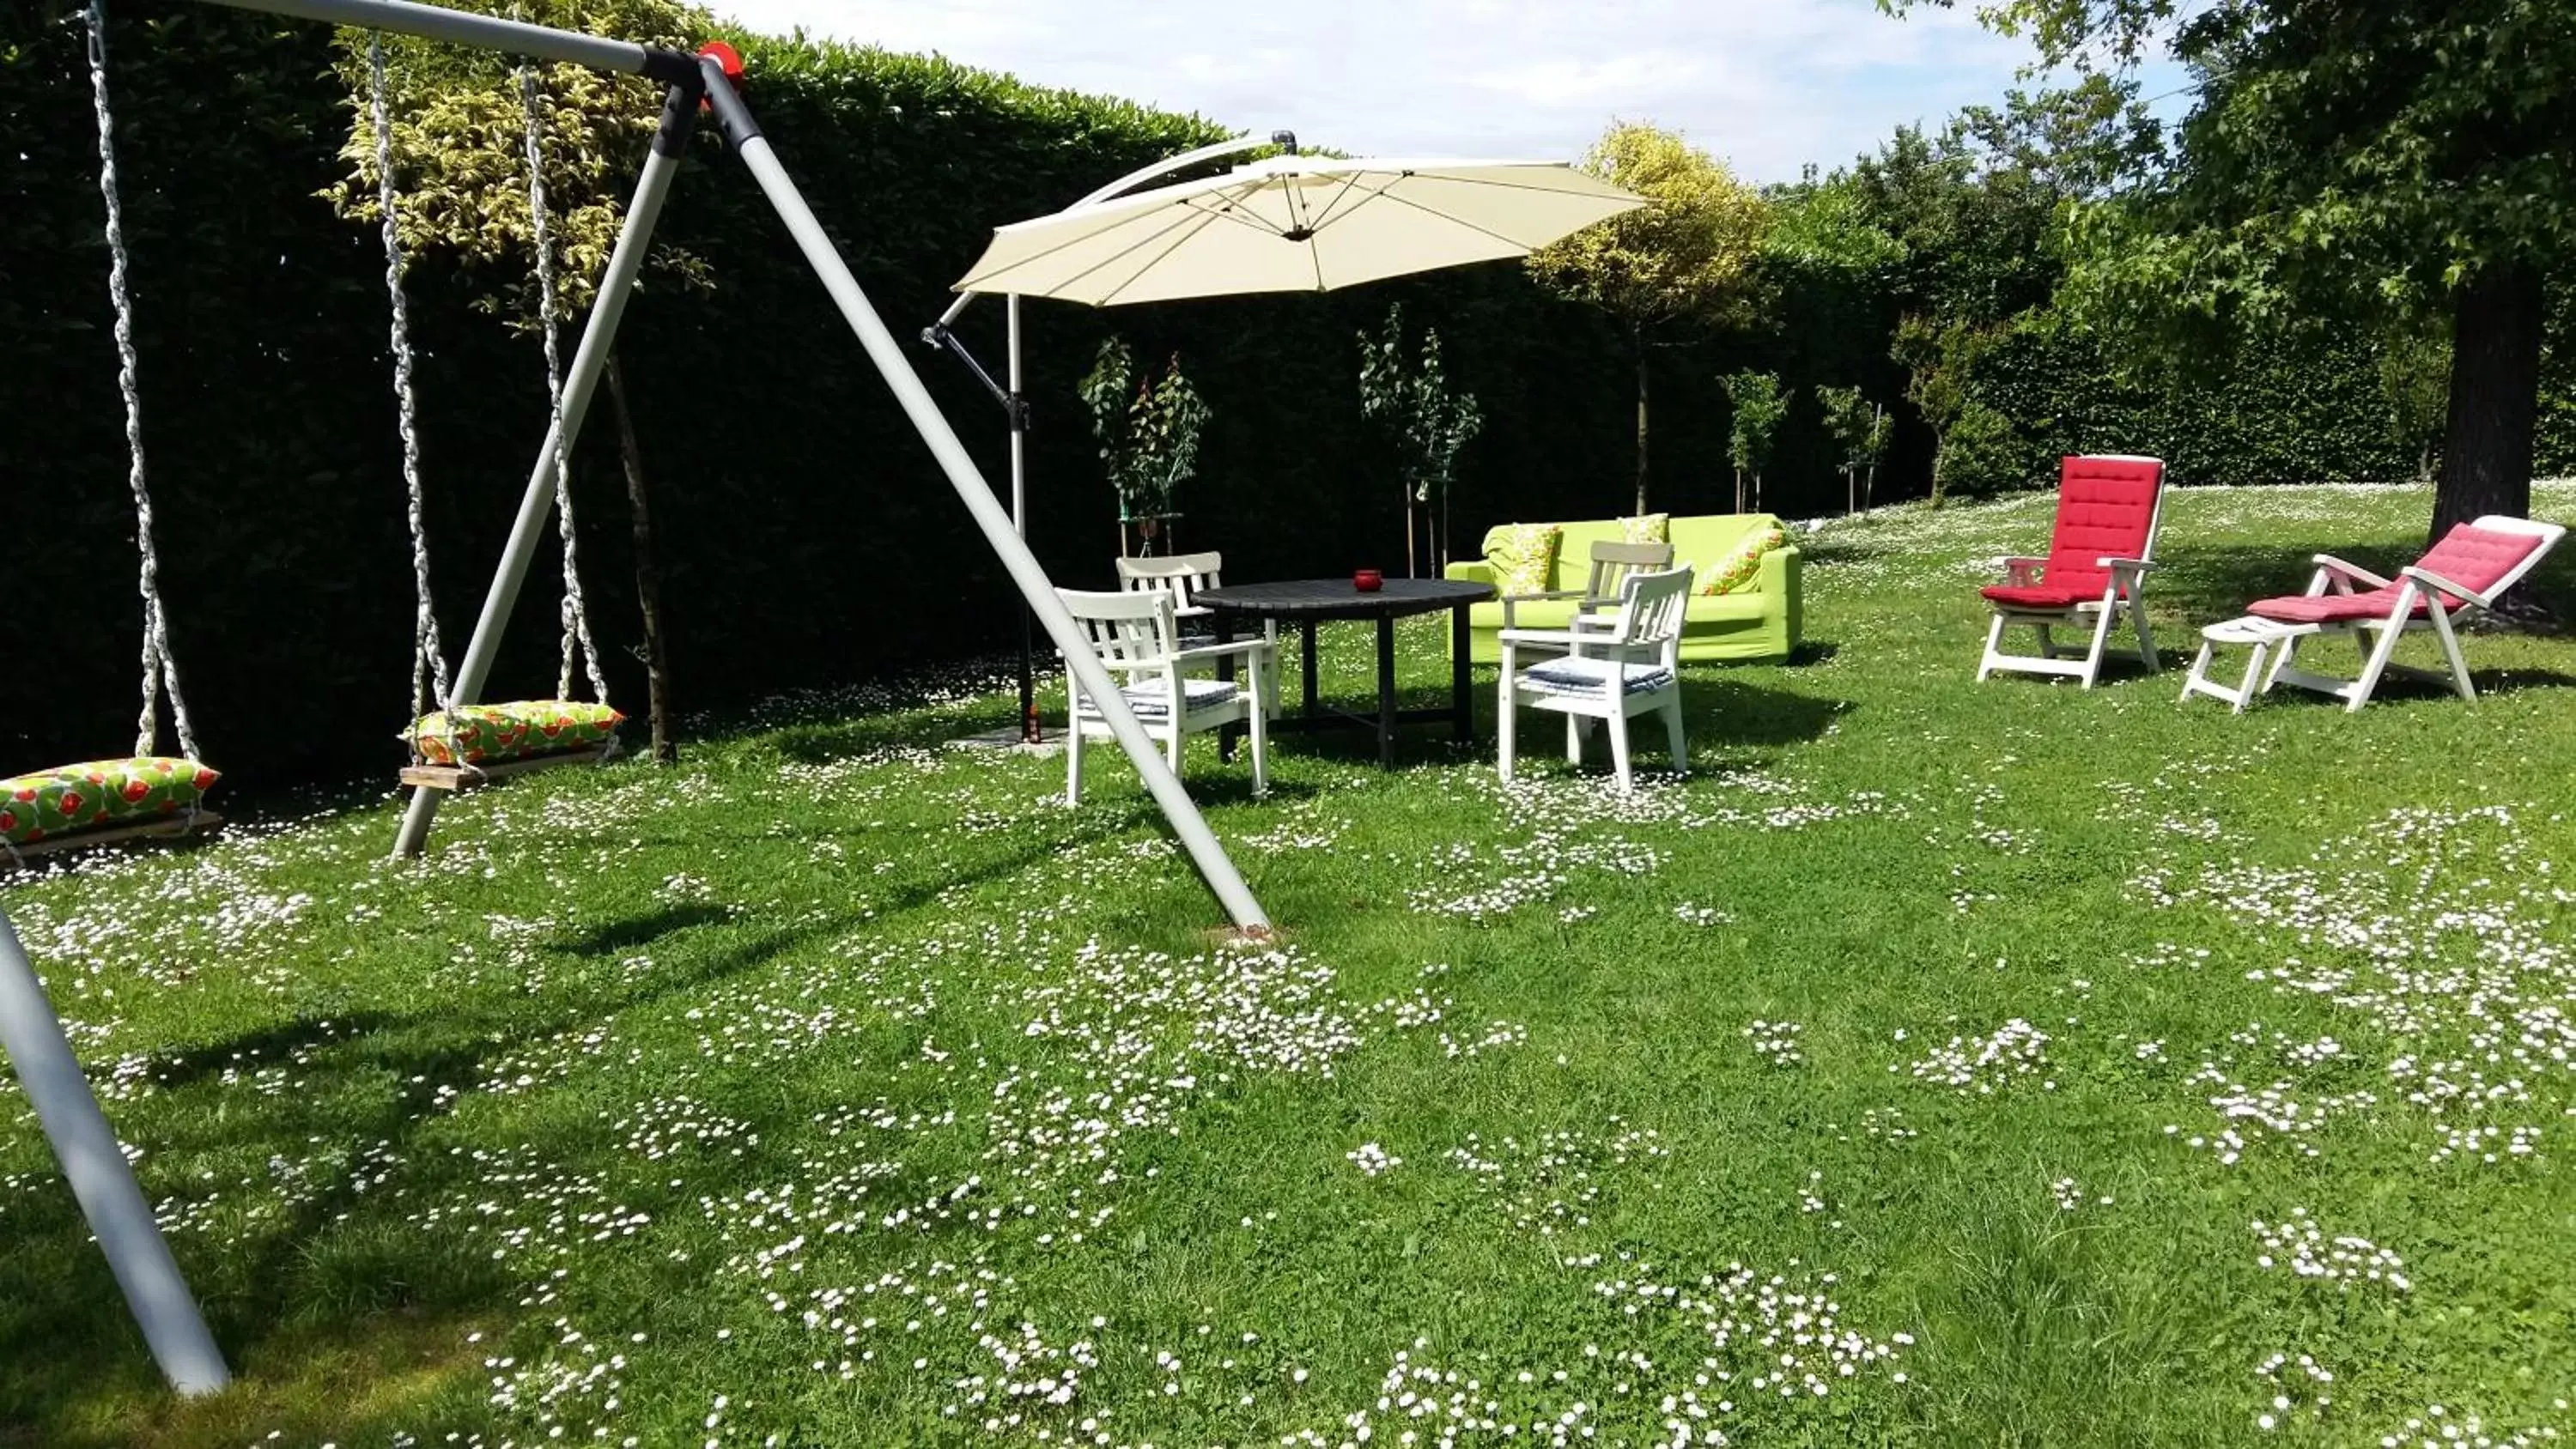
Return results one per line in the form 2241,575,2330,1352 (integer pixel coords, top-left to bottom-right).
2079,602,2117,688
2349,615,2409,712
1976,613,2008,682
1167,718,1186,770
1066,723,1084,805
2129,592,2158,670
2426,602,2477,702
2262,632,2300,694
2035,622,2055,659
1566,714,1585,767
1248,700,1270,797
1662,696,1686,773
1497,678,1517,783
1607,708,1635,794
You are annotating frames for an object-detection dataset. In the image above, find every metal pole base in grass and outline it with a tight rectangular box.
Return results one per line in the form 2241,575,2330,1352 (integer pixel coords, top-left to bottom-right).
0,908,229,1396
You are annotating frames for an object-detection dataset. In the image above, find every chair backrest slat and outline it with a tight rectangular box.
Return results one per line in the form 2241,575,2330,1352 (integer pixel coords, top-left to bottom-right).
1057,587,1180,671
1596,562,1695,667
2044,455,2165,597
1115,550,1224,612
1585,540,1675,603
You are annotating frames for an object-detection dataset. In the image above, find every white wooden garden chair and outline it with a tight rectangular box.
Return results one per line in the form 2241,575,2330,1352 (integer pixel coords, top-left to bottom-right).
1116,550,1279,714
1497,561,1694,795
1976,454,2166,688
1056,586,1271,804
1501,538,1677,657
2185,515,2567,712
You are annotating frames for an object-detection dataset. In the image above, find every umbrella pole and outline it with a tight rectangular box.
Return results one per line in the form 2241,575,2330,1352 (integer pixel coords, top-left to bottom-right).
1008,293,1039,745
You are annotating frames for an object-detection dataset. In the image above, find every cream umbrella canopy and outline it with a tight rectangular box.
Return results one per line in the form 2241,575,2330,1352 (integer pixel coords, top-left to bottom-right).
951,153,1644,306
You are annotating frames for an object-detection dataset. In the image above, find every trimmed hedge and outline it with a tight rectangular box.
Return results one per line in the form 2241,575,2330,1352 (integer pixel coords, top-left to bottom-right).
5,6,2568,784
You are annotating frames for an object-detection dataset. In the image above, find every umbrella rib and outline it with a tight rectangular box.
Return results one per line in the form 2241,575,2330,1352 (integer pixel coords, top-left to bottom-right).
1358,185,1544,250
1091,202,1236,304
963,191,1249,295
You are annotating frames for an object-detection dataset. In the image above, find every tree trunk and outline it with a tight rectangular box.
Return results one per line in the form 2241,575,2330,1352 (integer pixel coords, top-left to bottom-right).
2433,258,2543,540
1632,326,1650,516
604,353,677,765
1929,428,1948,508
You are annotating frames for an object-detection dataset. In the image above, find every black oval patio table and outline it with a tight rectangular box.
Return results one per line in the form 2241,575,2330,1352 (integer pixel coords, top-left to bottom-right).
1194,577,1495,770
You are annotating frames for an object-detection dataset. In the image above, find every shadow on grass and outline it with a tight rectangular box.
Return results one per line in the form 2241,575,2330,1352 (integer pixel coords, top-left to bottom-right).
0,789,1146,1443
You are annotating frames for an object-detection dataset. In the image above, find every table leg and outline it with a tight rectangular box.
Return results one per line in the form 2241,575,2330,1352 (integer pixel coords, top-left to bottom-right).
1217,611,1238,762
1376,614,1398,770
1302,619,1321,718
1450,603,1473,743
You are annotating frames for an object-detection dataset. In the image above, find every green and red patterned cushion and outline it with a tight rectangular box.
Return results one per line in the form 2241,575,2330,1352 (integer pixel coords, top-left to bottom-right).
407,700,623,767
1700,526,1789,596
0,757,218,846
1619,512,1671,545
1482,523,1564,597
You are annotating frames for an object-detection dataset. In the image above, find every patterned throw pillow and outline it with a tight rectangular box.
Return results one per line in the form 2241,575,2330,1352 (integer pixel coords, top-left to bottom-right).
1701,526,1788,596
0,757,218,846
408,700,623,767
1619,512,1671,545
1482,523,1564,597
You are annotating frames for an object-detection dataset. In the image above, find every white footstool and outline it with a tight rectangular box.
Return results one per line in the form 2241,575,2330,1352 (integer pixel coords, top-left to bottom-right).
2181,616,2318,712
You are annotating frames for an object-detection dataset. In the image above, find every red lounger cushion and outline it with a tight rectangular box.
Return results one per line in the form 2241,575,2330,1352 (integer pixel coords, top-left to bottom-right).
2247,523,2543,626
1981,584,2099,609
2248,590,2420,625
2037,456,2162,599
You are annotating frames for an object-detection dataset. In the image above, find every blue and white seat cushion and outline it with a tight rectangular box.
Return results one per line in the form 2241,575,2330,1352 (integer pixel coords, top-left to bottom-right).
1077,676,1242,718
1519,657,1675,696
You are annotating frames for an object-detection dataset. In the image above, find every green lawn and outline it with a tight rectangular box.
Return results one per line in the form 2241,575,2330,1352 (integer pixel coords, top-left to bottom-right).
6,482,2575,1448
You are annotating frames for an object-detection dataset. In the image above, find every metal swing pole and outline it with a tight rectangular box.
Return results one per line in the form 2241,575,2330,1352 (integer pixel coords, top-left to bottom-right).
0,908,229,1395
390,80,700,857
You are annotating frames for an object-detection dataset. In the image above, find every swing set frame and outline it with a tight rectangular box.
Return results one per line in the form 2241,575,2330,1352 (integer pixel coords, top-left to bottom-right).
0,0,1276,1401
165,0,1270,933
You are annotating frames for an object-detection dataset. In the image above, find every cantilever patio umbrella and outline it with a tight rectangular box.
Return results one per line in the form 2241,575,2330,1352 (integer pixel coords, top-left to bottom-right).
953,152,1644,306
924,142,1643,741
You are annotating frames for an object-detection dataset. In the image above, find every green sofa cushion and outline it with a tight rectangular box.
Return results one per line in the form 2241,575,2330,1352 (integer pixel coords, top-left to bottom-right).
1482,523,1563,597
0,757,218,846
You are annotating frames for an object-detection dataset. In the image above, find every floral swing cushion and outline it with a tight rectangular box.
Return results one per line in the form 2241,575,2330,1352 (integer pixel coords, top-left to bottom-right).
0,757,219,846
407,701,623,767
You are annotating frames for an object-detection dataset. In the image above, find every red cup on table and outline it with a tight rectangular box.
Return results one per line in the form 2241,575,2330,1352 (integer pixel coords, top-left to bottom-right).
1353,568,1384,592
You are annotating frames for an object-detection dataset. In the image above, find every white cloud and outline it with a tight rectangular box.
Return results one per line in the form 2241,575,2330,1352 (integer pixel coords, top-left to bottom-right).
712,0,2043,182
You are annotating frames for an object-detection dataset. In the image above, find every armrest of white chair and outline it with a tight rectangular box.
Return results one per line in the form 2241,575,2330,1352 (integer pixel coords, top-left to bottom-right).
2312,554,2391,592
1501,589,1586,628
2400,565,2489,608
1497,627,1585,648
1168,639,1273,666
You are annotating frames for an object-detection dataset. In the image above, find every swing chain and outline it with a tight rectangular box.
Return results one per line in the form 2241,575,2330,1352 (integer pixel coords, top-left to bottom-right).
370,33,456,748
85,0,198,766
519,67,611,708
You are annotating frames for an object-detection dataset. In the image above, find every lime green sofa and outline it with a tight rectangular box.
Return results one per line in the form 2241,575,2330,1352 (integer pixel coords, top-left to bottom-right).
1444,513,1801,664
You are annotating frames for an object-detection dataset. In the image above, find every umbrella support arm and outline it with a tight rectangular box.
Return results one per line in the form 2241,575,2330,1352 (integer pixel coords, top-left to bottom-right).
921,321,1027,432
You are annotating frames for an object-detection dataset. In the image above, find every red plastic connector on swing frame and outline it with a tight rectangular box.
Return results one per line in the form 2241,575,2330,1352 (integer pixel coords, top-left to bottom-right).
696,41,744,112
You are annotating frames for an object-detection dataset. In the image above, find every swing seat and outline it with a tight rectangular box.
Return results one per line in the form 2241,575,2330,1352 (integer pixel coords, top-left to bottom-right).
400,700,621,791
0,757,221,865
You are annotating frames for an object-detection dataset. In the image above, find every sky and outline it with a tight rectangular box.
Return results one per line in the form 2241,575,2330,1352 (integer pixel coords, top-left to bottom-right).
708,0,2072,185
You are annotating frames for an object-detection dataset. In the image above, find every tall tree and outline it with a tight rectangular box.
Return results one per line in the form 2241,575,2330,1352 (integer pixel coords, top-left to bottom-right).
1358,305,1485,577
1896,0,2576,536
323,0,709,762
1527,122,1770,515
